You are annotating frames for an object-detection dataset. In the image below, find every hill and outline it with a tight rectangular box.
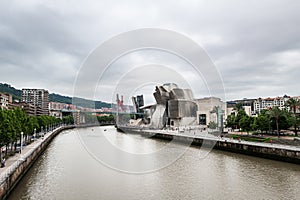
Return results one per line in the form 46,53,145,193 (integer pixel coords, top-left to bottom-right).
0,83,22,101
0,83,111,109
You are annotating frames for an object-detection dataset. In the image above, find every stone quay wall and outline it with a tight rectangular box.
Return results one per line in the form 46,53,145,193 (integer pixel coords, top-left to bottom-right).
0,125,75,200
119,127,300,164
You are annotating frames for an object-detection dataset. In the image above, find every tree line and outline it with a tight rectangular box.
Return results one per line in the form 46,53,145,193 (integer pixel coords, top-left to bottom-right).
226,98,300,137
85,114,115,124
0,108,74,158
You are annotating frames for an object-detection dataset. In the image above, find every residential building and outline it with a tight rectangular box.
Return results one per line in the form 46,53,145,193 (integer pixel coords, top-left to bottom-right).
0,92,12,110
254,95,290,114
22,89,49,115
226,98,256,116
8,102,36,116
49,102,77,119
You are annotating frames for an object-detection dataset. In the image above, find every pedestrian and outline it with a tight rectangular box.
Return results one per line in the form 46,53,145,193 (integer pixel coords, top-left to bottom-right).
1,158,5,168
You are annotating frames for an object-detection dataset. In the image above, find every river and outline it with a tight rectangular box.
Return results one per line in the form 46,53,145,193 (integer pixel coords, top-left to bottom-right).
9,126,300,200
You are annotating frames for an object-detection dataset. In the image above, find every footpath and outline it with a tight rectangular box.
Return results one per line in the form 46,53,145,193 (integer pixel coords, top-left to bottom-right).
0,125,76,199
0,126,64,183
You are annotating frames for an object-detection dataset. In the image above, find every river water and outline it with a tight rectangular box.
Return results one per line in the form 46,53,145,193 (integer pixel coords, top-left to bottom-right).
9,126,300,200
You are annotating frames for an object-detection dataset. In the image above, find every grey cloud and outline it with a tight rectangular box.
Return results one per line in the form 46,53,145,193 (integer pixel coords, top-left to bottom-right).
0,0,299,102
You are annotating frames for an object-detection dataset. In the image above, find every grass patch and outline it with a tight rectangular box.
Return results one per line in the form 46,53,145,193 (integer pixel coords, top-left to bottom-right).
231,134,272,143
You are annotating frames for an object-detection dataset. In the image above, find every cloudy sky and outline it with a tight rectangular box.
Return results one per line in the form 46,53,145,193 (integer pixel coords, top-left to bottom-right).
1,0,300,104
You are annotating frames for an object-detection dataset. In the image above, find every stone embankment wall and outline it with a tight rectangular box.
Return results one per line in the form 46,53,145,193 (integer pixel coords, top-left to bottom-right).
151,132,300,164
0,125,75,200
119,127,300,164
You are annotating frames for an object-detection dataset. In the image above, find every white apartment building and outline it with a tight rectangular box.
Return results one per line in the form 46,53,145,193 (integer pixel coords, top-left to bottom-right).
253,95,290,114
22,89,49,115
0,92,12,110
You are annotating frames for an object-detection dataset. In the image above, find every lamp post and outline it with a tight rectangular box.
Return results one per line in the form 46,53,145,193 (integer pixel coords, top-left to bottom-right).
19,132,24,161
34,128,36,139
20,132,23,154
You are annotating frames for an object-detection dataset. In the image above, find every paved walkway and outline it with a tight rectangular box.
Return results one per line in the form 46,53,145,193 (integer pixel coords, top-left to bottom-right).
144,129,300,152
0,126,64,183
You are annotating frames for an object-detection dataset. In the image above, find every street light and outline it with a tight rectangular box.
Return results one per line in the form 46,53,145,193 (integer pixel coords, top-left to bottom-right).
34,128,36,138
20,132,23,153
19,132,24,161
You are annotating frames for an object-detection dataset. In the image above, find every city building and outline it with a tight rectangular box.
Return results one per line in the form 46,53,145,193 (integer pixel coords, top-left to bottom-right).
8,102,36,116
0,92,12,110
49,102,78,119
130,83,226,131
151,83,198,128
254,95,290,114
226,98,256,116
22,89,49,115
195,97,226,130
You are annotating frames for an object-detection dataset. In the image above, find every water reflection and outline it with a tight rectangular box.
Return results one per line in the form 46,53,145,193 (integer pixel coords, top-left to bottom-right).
9,126,300,200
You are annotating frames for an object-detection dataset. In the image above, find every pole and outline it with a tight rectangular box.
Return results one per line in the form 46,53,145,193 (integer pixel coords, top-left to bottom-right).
20,132,23,154
116,94,119,126
19,132,24,161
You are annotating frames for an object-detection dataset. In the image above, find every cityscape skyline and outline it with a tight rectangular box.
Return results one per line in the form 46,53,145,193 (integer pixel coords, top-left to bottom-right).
0,0,299,102
0,1,299,199
1,82,299,105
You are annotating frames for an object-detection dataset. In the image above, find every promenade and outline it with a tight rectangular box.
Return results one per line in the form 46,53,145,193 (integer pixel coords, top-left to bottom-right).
145,129,300,151
0,126,67,184
119,126,300,163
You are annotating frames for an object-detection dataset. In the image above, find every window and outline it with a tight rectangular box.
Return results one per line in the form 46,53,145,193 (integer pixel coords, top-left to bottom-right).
199,114,206,125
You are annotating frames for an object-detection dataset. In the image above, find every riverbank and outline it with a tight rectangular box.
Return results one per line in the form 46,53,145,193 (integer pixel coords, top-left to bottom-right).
118,126,300,164
0,125,75,200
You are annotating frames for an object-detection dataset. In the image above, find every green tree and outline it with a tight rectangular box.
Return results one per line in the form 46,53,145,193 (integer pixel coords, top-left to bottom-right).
26,116,40,140
14,108,28,142
285,98,300,136
272,109,293,132
62,115,74,125
256,113,270,134
85,114,98,124
235,109,247,129
250,117,258,132
4,110,18,151
225,114,236,129
0,109,11,157
97,114,115,124
268,107,285,138
208,121,217,129
233,103,243,112
239,115,253,134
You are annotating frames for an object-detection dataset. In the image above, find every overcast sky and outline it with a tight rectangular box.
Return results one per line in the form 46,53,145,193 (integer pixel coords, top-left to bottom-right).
1,0,300,104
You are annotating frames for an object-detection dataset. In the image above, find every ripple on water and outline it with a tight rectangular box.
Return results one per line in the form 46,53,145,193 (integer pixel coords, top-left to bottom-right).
9,127,300,200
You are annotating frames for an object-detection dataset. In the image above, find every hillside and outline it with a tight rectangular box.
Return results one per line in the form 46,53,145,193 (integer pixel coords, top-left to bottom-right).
0,83,111,109
0,83,22,101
